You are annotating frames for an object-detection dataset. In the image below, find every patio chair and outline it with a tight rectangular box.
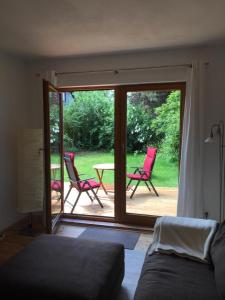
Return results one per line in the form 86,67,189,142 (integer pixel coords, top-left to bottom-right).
51,164,62,199
64,152,103,213
126,147,159,199
51,180,62,201
51,180,62,192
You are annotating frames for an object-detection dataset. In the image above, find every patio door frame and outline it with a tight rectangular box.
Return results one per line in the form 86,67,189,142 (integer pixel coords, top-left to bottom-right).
43,80,64,233
58,82,186,227
115,82,186,227
58,85,117,224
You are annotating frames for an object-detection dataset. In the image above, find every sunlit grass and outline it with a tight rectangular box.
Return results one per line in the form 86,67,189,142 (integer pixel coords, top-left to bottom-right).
51,151,178,187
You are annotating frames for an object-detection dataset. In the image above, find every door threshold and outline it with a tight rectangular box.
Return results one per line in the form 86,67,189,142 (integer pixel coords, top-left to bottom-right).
60,217,154,233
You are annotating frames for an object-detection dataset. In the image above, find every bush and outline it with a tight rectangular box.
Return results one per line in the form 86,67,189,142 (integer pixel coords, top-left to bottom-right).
64,91,114,150
152,91,181,161
126,91,170,152
127,103,154,152
50,105,60,152
62,90,181,160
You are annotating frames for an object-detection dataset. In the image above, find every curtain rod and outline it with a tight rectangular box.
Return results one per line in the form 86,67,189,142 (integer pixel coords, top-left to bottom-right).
36,62,209,77
55,63,193,76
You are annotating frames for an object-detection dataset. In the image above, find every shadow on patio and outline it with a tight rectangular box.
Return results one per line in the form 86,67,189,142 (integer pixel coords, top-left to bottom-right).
63,182,177,217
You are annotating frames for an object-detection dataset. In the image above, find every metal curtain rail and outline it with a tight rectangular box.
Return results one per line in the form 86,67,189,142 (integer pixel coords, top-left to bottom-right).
55,63,193,76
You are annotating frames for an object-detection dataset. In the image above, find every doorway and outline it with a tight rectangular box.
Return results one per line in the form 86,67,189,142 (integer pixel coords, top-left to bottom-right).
62,88,115,218
44,82,185,230
43,81,64,233
123,84,184,226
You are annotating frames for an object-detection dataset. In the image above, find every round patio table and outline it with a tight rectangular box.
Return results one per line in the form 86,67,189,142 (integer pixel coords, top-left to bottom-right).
51,163,60,179
93,163,115,195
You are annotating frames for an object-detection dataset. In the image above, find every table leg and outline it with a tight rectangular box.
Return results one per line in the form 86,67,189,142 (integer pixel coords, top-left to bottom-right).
51,169,56,179
95,169,108,195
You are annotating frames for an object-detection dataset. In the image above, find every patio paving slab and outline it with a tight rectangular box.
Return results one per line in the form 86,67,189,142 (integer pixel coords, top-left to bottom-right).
63,183,177,217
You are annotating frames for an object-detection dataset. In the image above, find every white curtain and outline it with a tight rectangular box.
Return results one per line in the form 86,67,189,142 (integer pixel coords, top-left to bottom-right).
177,61,206,218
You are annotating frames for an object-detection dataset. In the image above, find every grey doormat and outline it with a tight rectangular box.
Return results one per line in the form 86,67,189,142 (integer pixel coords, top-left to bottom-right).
78,227,140,250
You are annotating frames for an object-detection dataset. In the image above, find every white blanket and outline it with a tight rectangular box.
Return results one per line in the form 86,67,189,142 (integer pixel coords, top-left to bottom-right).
148,216,218,263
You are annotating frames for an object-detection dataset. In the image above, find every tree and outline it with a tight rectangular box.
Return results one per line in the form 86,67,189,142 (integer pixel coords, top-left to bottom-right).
50,105,60,152
62,89,181,157
63,90,114,150
128,91,169,110
152,91,181,161
126,91,169,152
127,103,155,152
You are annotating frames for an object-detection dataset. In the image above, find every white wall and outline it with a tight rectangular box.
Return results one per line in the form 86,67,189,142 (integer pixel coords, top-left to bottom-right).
0,52,29,232
28,45,225,221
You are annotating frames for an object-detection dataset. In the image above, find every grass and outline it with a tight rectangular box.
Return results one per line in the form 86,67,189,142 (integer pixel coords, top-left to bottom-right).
51,151,178,187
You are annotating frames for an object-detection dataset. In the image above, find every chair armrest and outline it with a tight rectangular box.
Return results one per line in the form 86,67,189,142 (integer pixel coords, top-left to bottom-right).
139,170,146,175
138,168,147,173
71,177,95,184
70,179,81,185
127,166,141,174
82,178,97,189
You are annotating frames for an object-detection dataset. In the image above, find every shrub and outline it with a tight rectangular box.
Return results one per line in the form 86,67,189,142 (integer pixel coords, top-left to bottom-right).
50,105,60,152
62,90,180,160
152,91,181,161
63,90,114,150
126,91,169,152
127,103,154,152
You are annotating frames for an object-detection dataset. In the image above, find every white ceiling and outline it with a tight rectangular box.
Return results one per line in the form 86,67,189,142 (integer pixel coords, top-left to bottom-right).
0,0,225,58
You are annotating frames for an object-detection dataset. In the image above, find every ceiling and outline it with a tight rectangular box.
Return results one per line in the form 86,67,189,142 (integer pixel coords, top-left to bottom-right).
0,0,225,58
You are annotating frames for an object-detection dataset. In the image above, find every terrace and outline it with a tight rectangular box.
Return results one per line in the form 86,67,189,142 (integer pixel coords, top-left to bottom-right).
51,149,178,218
63,183,177,217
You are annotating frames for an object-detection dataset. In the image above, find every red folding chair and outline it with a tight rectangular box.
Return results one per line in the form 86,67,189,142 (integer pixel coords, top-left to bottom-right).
64,152,103,213
51,180,62,201
51,180,62,192
126,147,159,199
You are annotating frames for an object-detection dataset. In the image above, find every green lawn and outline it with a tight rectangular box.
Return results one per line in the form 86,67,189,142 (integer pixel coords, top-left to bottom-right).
51,151,178,187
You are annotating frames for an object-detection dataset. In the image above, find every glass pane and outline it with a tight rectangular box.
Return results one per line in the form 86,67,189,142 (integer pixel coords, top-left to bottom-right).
126,90,180,216
49,91,62,221
63,90,115,217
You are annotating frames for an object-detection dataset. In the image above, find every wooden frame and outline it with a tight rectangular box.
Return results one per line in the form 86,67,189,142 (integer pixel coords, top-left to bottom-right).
59,86,117,223
43,80,51,233
117,82,186,227
43,80,64,233
57,82,186,227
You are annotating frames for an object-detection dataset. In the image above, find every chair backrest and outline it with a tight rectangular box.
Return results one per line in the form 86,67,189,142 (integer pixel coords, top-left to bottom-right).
64,152,81,186
143,147,157,178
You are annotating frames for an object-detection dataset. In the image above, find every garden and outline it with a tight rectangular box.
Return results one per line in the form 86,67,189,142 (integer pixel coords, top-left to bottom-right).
51,89,181,188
